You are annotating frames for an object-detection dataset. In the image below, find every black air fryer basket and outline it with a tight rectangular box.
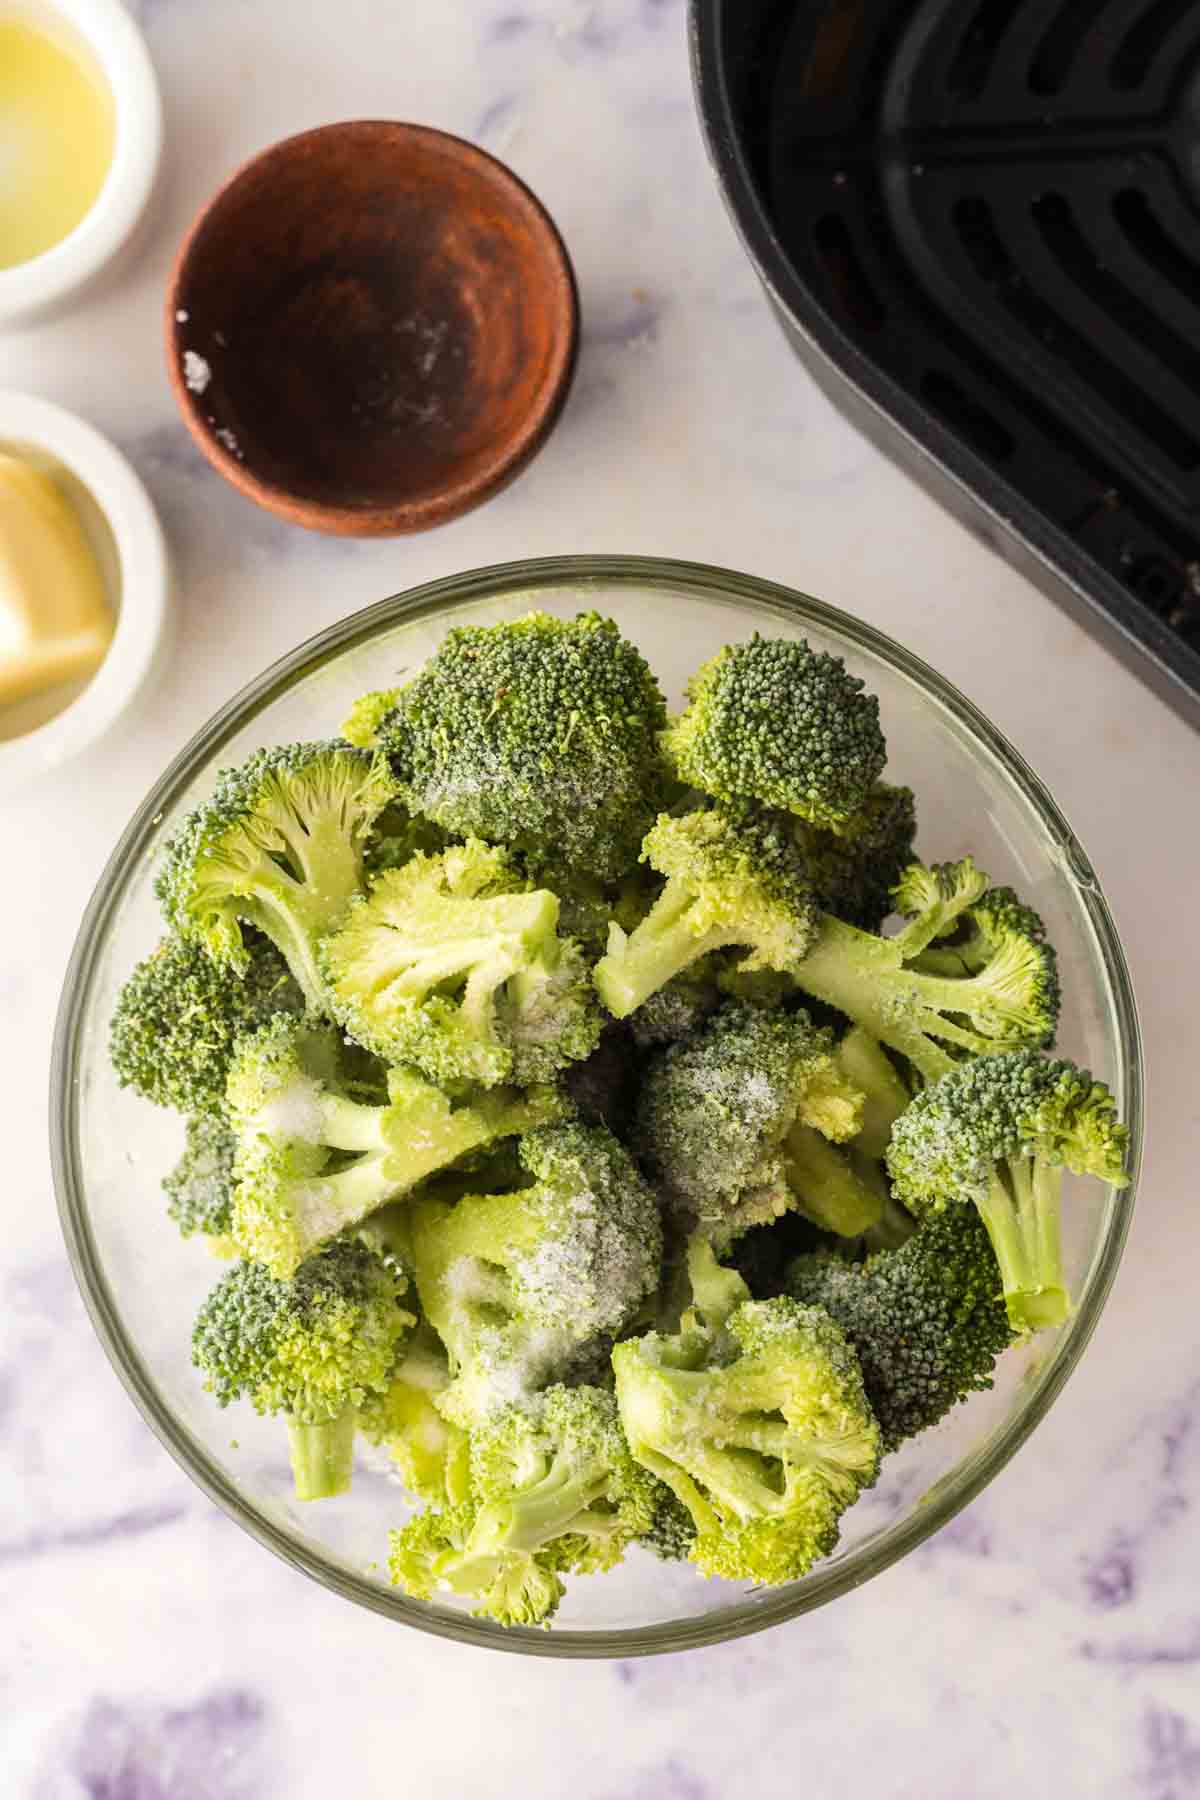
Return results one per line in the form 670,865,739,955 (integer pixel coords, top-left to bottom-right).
691,0,1200,726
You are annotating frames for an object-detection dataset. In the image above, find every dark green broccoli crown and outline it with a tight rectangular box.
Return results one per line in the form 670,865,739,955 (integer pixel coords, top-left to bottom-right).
365,801,453,877
192,1239,409,1422
639,1484,699,1562
886,1051,1130,1213
787,1209,1012,1449
513,1122,664,1336
663,635,887,828
376,611,671,880
164,1114,237,1240
628,964,723,1049
791,782,918,931
109,931,303,1116
635,1002,846,1204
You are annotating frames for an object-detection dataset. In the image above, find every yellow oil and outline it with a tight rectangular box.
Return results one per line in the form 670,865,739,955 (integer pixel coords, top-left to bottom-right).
0,10,115,270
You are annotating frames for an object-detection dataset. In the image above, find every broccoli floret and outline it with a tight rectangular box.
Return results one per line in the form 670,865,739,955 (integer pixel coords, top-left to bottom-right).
594,808,818,1020
787,782,918,931
628,963,723,1049
163,1114,237,1251
639,1484,698,1562
227,1015,561,1278
375,611,671,881
886,1051,1129,1331
320,840,601,1088
155,742,398,1011
613,1292,881,1585
409,1122,663,1428
389,1385,658,1627
192,1239,412,1501
791,858,1061,1085
722,1211,837,1299
662,636,886,829
358,1319,471,1505
787,1209,1013,1449
341,687,404,750
109,932,303,1116
636,1003,872,1246
365,802,452,877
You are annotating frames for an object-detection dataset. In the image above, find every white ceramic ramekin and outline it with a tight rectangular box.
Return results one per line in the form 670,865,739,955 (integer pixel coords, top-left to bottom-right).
0,391,170,786
0,0,163,325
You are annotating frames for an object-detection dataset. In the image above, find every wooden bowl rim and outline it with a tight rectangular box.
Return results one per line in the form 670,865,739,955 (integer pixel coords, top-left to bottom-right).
164,120,579,536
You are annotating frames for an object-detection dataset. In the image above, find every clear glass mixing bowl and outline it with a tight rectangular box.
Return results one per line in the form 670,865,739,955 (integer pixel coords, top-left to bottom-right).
51,556,1142,1656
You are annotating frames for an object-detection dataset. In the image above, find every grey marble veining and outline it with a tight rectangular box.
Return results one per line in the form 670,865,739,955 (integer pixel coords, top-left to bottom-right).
1,0,1198,1794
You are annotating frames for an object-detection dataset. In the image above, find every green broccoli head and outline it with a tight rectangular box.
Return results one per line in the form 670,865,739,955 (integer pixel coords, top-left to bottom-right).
226,1014,562,1278
635,1003,866,1246
791,857,1062,1085
787,1208,1013,1450
594,807,819,1020
410,1122,663,1429
109,931,303,1117
357,1319,471,1506
163,1114,237,1250
192,1239,413,1500
154,741,399,1011
613,1295,880,1586
788,781,918,932
364,801,453,878
628,961,723,1049
886,1051,1129,1331
388,1385,658,1627
662,635,887,828
320,840,601,1088
341,687,404,750
375,611,671,881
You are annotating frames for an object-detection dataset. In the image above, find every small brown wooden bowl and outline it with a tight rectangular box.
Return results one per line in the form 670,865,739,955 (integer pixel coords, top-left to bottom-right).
165,122,578,536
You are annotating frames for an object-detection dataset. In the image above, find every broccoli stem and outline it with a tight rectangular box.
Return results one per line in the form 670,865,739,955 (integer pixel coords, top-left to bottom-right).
835,1027,911,1160
973,1156,1070,1332
790,918,958,1084
501,1462,612,1552
596,886,734,1018
784,1125,883,1237
287,1408,357,1501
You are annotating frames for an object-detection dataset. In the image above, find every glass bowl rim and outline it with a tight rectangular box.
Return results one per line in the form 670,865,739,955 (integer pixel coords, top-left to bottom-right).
50,553,1143,1657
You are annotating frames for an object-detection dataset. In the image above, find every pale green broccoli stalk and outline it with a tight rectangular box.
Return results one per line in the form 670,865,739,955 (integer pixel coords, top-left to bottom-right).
320,840,602,1088
389,1386,659,1627
613,1293,881,1585
834,1026,912,1160
358,1319,471,1505
787,1208,1013,1450
191,1239,413,1501
163,1114,237,1254
636,1003,871,1246
109,931,303,1117
886,1051,1129,1332
226,1015,561,1278
594,808,818,1020
409,1122,663,1429
662,635,886,829
791,859,1061,1085
375,611,672,881
154,741,399,1011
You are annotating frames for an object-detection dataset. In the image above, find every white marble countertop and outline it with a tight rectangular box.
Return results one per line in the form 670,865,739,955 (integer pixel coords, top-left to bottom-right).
3,1,1198,1794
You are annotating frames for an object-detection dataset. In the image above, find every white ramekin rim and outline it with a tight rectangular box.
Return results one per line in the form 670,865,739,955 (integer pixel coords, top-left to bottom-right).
0,0,163,324
0,390,170,786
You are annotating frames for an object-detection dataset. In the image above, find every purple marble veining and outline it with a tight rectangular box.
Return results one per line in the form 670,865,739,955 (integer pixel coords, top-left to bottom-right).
607,1758,709,1800
0,1500,189,1568
1140,1707,1200,1800
37,1689,266,1800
